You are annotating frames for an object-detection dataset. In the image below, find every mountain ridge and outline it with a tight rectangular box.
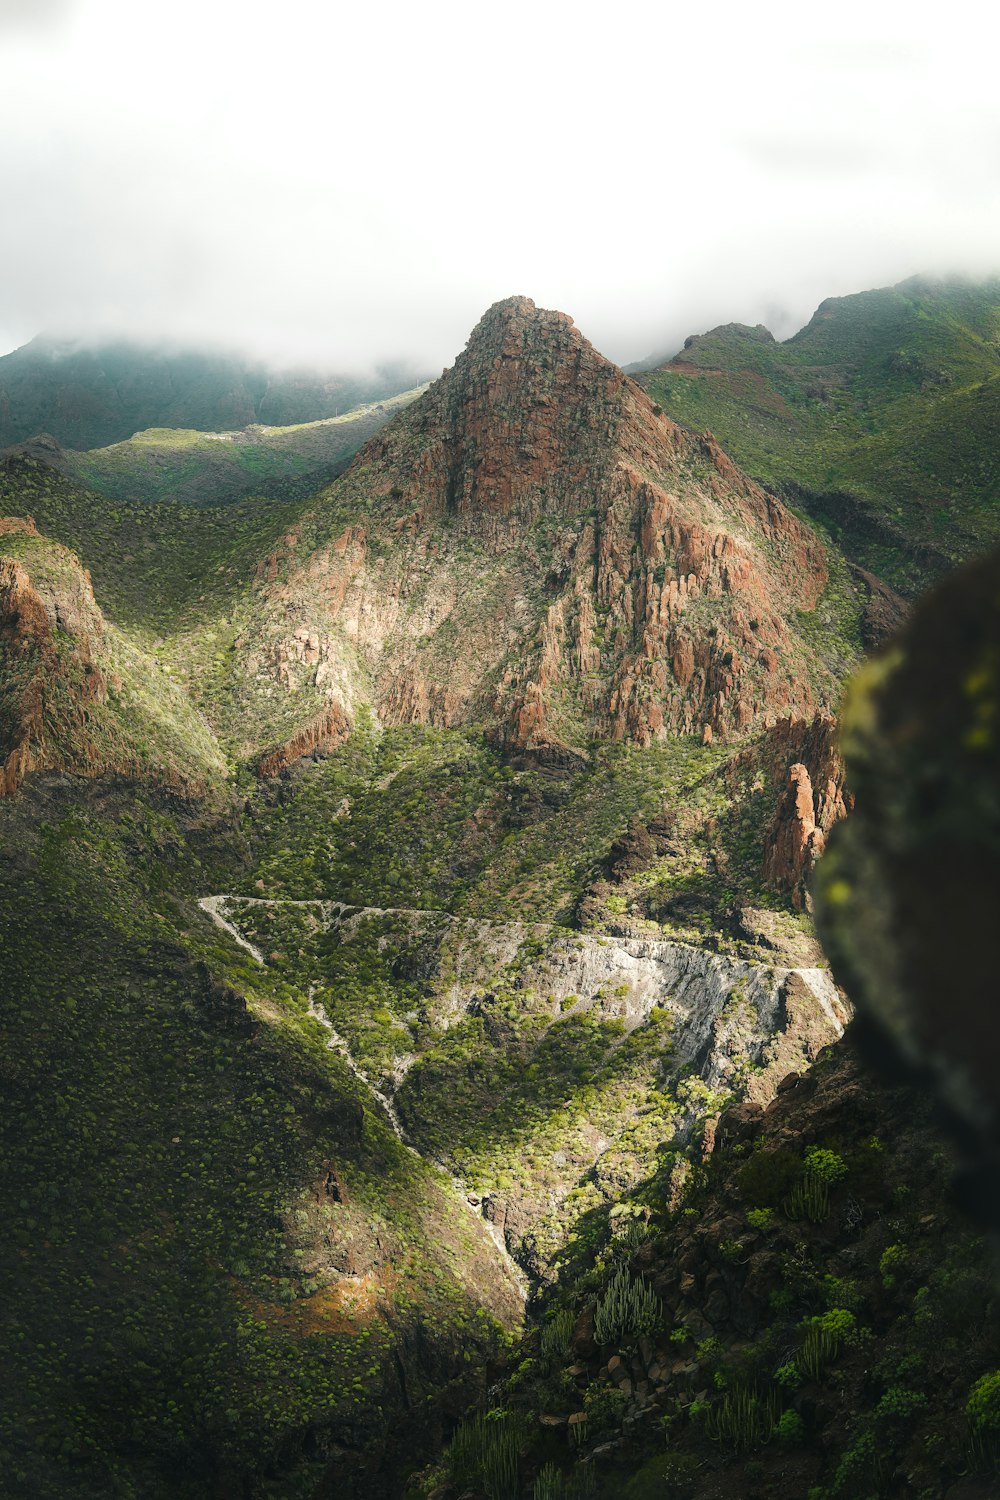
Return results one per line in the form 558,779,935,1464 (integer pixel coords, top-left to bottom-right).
640,274,1000,594
0,335,428,451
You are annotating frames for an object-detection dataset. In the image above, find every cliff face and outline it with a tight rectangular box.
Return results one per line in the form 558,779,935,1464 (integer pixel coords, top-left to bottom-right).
724,713,851,911
0,521,225,795
237,298,836,770
0,520,109,795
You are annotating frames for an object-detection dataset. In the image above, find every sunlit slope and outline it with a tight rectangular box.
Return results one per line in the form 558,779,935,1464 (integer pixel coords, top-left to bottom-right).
64,385,426,507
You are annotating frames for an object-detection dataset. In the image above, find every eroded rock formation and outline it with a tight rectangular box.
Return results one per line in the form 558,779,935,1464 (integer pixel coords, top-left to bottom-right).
243,298,837,771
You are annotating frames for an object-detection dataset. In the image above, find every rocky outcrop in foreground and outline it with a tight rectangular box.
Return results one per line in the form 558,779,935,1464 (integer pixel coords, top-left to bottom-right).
817,546,1000,1214
417,1038,1000,1500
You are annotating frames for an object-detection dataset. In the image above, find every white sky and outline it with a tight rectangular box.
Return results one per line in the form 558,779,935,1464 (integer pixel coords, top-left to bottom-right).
1,0,999,371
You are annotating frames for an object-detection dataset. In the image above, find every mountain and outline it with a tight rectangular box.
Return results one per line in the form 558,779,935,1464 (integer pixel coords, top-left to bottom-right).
0,335,427,451
227,296,869,774
0,517,224,794
53,385,427,508
0,289,996,1499
639,275,1000,595
408,547,1000,1500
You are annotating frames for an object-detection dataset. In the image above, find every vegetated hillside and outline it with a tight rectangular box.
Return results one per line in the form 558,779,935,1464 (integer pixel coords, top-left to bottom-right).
0,291,970,1499
639,275,1000,595
413,1035,1000,1500
61,384,426,507
221,296,876,772
0,335,427,450
0,778,522,1500
410,551,1000,1500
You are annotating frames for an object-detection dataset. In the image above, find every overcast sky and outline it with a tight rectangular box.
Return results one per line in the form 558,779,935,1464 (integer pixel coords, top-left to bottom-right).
2,0,999,372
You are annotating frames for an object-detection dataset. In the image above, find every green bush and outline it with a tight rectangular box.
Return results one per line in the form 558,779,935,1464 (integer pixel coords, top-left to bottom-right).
746,1207,774,1232
736,1148,800,1207
799,1308,856,1380
967,1370,1000,1470
879,1243,907,1288
803,1147,849,1186
775,1408,805,1444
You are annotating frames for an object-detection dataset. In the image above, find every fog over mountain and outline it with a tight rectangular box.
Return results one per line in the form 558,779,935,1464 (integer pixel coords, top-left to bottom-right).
1,0,999,371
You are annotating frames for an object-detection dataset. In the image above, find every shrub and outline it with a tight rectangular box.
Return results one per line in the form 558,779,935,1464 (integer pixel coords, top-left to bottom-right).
775,1409,805,1444
799,1308,856,1380
746,1207,774,1232
967,1370,1000,1470
879,1243,907,1289
874,1386,927,1426
737,1148,800,1207
803,1147,848,1186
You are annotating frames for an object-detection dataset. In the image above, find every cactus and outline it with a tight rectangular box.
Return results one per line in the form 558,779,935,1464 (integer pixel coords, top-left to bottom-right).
612,1217,649,1259
484,1425,520,1500
593,1265,662,1347
533,1463,563,1500
784,1167,830,1223
533,1463,599,1499
540,1307,576,1367
799,1308,855,1380
704,1385,780,1451
448,1410,524,1497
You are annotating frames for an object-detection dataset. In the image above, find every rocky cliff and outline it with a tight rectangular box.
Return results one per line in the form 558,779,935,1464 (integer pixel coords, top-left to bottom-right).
721,713,851,911
231,298,838,769
0,520,225,794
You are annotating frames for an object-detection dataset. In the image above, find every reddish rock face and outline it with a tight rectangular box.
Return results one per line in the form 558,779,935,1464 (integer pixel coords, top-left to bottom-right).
0,547,109,796
246,297,836,769
731,714,851,910
256,701,352,776
0,525,217,797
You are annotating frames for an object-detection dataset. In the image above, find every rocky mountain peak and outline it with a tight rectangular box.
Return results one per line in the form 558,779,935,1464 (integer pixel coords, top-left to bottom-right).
238,300,837,769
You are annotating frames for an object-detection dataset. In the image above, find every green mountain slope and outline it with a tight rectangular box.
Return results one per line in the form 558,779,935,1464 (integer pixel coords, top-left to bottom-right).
0,779,522,1500
640,276,1000,594
61,385,426,507
0,336,426,451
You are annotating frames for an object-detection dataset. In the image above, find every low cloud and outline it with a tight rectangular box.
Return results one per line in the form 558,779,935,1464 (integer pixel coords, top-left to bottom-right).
0,0,998,372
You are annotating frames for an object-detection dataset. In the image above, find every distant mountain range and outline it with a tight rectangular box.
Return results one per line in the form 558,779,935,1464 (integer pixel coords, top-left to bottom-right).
0,335,428,451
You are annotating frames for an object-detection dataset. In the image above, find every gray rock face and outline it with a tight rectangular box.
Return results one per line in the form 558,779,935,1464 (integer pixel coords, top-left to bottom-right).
200,893,848,1270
